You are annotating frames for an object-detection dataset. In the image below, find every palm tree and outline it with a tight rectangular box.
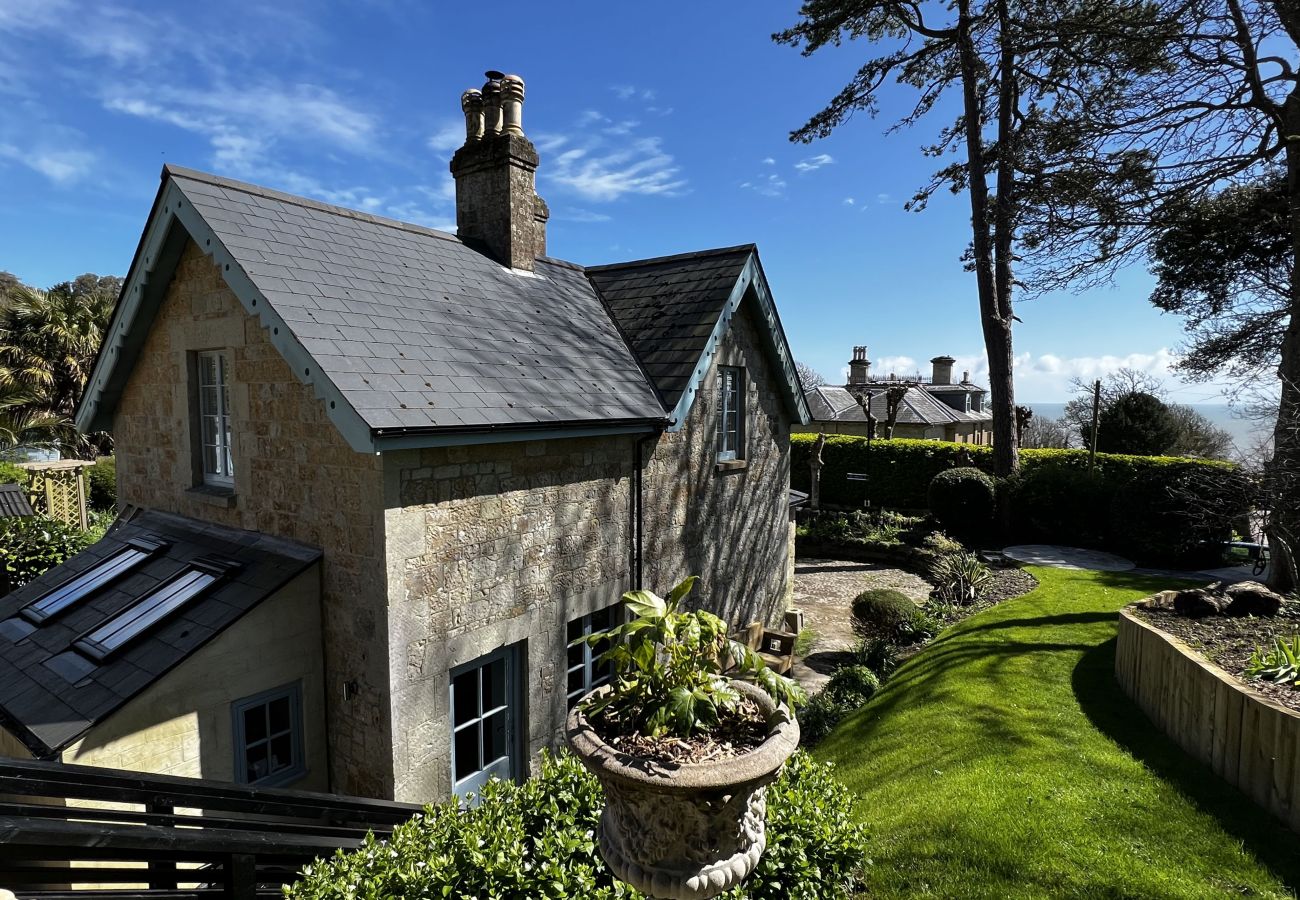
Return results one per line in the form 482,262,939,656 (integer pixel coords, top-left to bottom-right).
0,282,114,456
0,384,70,457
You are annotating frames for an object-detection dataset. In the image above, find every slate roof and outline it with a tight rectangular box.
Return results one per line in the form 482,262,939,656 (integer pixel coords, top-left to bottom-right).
587,246,754,410
0,485,33,519
164,168,666,432
0,508,320,757
807,385,992,427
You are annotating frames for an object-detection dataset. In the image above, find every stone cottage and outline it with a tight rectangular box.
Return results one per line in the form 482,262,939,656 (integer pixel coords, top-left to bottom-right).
0,72,808,804
798,346,992,444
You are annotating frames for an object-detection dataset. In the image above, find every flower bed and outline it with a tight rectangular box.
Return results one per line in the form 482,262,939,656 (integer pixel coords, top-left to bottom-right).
1116,602,1300,833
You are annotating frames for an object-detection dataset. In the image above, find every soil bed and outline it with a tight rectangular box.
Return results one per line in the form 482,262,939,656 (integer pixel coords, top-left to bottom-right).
1134,606,1300,713
589,694,768,765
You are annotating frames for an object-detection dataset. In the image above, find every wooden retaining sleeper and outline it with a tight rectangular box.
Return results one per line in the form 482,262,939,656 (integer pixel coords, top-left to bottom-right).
1115,606,1300,832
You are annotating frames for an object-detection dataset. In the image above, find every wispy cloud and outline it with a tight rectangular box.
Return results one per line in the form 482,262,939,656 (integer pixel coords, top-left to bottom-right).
612,84,655,102
554,208,614,223
741,172,786,197
427,121,465,155
0,142,95,184
877,192,894,205
843,197,855,206
795,153,835,173
537,110,685,202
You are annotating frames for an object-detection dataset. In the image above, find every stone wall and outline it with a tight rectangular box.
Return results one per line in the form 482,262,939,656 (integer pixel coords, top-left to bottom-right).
62,568,327,790
382,295,792,803
112,240,391,798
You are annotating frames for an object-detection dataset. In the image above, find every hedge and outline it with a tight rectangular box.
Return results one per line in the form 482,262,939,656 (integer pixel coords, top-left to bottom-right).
793,435,1242,565
286,750,868,899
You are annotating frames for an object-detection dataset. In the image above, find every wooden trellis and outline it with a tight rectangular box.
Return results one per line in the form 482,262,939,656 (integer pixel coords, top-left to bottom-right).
19,459,89,530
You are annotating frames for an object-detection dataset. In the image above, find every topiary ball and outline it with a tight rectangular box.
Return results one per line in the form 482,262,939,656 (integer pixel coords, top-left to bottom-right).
928,466,997,543
851,588,921,640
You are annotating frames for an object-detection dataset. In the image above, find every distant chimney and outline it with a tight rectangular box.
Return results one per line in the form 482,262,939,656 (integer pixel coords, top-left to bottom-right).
848,346,871,385
450,71,548,271
931,355,955,385
962,370,970,384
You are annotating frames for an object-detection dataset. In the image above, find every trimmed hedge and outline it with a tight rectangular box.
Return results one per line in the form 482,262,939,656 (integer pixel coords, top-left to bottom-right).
928,467,996,541
793,435,1242,565
285,750,868,899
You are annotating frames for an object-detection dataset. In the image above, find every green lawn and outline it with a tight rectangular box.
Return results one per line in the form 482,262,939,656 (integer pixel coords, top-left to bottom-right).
815,566,1300,899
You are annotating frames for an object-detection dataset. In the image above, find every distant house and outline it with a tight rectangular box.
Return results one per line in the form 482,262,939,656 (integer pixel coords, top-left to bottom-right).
797,347,993,445
0,72,809,805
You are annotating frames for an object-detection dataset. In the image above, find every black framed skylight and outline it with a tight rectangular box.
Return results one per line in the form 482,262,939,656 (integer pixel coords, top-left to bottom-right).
21,536,168,625
73,556,239,661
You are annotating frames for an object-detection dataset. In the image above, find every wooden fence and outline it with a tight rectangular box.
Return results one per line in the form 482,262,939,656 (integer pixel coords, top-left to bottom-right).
0,756,422,898
1115,606,1300,832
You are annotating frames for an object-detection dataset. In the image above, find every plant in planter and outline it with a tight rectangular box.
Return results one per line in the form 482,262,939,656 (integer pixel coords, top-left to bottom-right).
565,576,804,900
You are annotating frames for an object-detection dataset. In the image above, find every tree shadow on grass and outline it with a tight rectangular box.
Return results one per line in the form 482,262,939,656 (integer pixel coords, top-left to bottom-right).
1074,636,1300,890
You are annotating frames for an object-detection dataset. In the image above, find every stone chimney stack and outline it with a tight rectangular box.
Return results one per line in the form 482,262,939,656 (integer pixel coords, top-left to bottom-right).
848,346,871,385
931,355,955,386
450,71,549,271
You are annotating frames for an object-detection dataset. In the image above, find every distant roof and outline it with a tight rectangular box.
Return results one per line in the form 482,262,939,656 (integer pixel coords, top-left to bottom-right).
806,385,992,427
0,485,33,519
77,166,808,448
0,508,320,757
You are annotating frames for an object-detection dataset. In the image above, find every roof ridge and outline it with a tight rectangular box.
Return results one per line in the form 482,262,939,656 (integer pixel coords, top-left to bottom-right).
585,243,756,273
163,164,468,247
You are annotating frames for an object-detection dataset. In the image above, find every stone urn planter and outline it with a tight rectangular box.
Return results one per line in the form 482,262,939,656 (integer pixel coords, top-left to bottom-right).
566,679,800,900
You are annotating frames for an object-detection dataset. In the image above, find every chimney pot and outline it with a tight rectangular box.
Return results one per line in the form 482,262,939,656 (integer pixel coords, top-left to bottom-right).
847,345,871,385
481,73,504,136
461,89,484,144
500,74,525,135
930,355,955,385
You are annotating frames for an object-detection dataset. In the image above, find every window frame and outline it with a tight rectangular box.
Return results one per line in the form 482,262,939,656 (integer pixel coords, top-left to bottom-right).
20,536,167,625
231,681,306,787
449,644,523,802
716,365,746,462
195,349,234,488
566,606,619,709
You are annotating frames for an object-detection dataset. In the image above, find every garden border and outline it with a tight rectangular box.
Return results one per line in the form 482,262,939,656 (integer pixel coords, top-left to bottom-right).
1115,606,1300,832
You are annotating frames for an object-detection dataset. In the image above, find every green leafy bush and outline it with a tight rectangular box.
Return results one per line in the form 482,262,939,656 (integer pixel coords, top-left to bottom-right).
86,457,116,512
285,750,869,899
0,514,94,591
851,588,935,644
0,462,28,486
927,467,997,543
850,637,900,679
929,551,994,606
577,577,803,738
1006,463,1112,547
800,666,882,747
1107,464,1250,567
791,435,1239,564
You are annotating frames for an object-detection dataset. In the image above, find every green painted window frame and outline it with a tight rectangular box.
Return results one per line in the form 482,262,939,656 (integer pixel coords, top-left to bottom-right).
231,681,306,787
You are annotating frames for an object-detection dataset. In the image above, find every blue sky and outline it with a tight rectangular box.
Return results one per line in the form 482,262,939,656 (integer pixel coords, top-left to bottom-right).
0,0,1240,403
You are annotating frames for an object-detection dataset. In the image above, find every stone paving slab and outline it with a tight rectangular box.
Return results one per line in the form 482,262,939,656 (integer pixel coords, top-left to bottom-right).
1002,544,1135,571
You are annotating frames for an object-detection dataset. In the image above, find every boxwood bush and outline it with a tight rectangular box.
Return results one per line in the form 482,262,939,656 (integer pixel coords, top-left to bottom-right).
927,467,996,542
285,750,868,899
792,435,1242,564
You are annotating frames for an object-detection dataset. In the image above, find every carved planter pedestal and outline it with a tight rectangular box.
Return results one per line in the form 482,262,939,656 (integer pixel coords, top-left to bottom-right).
565,680,800,900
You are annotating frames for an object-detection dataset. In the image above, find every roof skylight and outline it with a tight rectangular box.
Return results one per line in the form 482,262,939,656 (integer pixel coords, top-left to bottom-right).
73,556,238,661
21,537,167,625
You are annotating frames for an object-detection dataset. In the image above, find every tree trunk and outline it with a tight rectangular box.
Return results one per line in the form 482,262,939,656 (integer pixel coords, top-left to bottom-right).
1267,89,1300,592
956,0,1019,477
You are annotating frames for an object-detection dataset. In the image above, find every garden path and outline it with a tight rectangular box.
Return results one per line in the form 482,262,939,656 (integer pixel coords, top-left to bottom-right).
789,558,930,694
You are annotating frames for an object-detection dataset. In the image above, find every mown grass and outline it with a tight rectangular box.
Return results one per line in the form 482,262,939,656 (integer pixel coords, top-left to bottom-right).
815,566,1300,899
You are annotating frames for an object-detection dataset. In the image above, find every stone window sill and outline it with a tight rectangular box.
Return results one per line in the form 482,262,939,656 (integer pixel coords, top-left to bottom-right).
716,459,748,473
187,484,237,508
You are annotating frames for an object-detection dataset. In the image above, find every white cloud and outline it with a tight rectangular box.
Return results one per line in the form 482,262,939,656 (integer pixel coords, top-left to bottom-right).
877,193,893,204
795,153,834,173
843,197,855,206
611,84,655,102
761,157,776,166
555,208,614,223
427,121,465,155
741,172,786,197
537,115,686,202
0,142,95,184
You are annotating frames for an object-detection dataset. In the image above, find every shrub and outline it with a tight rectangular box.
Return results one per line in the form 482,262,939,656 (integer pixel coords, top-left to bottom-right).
850,637,900,679
791,434,1239,563
929,551,994,606
851,588,935,644
928,467,997,543
1108,464,1250,567
827,664,880,702
86,457,116,512
1006,463,1111,547
920,531,965,556
0,515,94,591
800,666,882,747
285,750,869,899
0,462,28,486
